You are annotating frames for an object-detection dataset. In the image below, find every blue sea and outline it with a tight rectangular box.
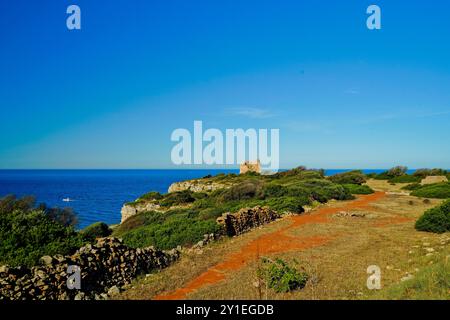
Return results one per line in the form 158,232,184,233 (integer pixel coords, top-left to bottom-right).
0,169,400,229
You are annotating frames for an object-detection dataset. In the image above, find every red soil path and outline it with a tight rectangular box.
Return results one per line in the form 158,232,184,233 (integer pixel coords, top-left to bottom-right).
155,192,387,300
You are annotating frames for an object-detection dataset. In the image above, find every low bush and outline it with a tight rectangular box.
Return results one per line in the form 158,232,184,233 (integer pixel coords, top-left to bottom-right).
309,184,353,203
272,166,306,178
114,211,165,235
159,190,196,207
328,170,366,185
258,258,309,293
411,183,450,199
217,180,264,202
413,168,448,178
0,196,85,267
373,172,391,180
198,207,224,220
373,166,408,180
81,222,112,241
388,175,421,183
261,184,289,198
0,195,36,214
121,216,221,249
387,166,408,177
415,200,450,233
263,197,306,214
402,183,422,191
342,184,374,195
138,191,163,201
272,167,323,180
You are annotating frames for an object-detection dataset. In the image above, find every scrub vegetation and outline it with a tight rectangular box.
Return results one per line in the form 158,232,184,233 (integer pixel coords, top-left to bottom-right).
114,167,357,249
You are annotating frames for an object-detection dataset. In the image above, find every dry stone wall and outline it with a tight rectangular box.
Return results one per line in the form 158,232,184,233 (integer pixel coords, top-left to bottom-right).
0,237,179,300
216,206,280,236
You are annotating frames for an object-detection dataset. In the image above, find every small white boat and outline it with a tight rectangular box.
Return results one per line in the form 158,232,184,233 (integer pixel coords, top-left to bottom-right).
62,198,73,202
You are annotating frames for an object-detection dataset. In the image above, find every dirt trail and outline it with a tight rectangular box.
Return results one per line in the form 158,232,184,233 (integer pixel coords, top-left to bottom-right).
155,192,387,300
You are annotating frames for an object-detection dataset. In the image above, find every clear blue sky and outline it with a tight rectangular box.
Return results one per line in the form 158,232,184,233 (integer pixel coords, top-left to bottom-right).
1,0,449,169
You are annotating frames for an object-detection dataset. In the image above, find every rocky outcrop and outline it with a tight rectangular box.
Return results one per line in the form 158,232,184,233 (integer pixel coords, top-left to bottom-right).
121,202,161,223
421,175,448,185
121,180,231,223
0,237,179,300
216,206,280,236
168,180,229,193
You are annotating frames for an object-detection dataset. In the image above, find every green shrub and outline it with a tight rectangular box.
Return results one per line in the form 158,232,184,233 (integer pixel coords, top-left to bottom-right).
374,166,408,180
0,195,36,214
160,190,196,207
198,207,224,220
35,206,78,227
114,211,165,235
81,222,112,241
387,166,408,177
402,183,422,191
328,170,366,185
272,166,306,178
0,196,85,267
261,184,289,198
264,197,306,214
273,167,323,180
192,197,216,209
218,180,264,202
121,217,221,249
295,178,333,188
294,170,325,180
138,191,163,201
258,258,309,293
373,172,391,180
342,184,374,195
0,195,79,227
413,168,448,178
415,200,450,233
309,184,353,203
389,175,421,183
284,187,312,205
411,183,450,199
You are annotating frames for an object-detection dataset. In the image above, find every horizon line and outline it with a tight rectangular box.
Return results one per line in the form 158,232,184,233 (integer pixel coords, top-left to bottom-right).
0,168,447,171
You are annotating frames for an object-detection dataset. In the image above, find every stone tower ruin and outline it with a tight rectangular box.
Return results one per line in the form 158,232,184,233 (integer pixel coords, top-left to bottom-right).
239,160,261,174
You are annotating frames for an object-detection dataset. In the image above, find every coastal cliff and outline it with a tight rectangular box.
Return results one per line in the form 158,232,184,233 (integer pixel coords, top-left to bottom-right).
168,180,230,193
121,178,232,223
121,202,161,223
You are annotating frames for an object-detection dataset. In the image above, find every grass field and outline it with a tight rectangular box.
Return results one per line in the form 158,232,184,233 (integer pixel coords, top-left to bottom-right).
117,179,449,300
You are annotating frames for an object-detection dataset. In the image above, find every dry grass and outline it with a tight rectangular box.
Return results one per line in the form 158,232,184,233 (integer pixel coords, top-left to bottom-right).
365,179,410,192
118,180,449,300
